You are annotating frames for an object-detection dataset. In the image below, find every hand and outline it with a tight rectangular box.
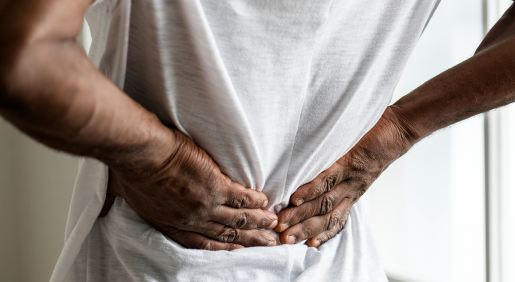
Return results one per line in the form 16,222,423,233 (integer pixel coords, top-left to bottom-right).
275,107,414,247
100,128,278,251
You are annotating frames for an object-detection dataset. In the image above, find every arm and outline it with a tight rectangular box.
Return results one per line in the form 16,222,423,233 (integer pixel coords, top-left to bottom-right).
393,5,515,143
0,0,277,250
276,5,515,247
0,0,166,170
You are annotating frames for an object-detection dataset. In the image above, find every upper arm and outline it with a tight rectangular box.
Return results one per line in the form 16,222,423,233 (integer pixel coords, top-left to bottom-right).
0,0,93,40
0,0,93,72
476,3,515,54
0,0,93,103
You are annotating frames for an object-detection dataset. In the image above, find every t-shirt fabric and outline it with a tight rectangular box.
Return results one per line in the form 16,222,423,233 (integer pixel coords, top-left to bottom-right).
50,0,441,281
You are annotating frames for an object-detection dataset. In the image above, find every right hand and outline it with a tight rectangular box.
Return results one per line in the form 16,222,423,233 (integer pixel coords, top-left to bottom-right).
99,128,278,251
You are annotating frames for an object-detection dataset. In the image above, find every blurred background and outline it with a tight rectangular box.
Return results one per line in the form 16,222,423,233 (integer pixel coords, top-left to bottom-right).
0,0,514,281
364,0,515,281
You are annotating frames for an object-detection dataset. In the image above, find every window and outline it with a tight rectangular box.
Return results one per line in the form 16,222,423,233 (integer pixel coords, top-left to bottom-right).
363,1,514,281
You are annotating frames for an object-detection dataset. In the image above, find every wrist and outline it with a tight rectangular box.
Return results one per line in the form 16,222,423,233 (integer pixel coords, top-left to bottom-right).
388,104,426,147
103,113,177,175
360,106,420,167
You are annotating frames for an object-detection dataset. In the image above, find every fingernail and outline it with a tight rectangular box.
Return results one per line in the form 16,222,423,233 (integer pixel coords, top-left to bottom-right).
286,235,296,244
267,240,276,246
277,223,288,232
262,200,268,208
314,240,321,248
295,199,304,206
268,220,278,229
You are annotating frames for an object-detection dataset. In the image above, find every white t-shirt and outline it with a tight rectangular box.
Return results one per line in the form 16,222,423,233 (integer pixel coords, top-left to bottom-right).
51,0,441,281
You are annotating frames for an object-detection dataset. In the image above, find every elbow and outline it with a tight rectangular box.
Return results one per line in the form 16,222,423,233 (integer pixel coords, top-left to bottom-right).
0,44,26,112
0,2,33,100
0,86,7,110
0,19,32,111
0,40,48,114
0,0,90,114
0,58,17,111
0,0,85,101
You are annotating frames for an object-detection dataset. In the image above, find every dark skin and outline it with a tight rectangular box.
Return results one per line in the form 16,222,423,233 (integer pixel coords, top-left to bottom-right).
276,5,515,247
0,0,278,251
1,0,515,251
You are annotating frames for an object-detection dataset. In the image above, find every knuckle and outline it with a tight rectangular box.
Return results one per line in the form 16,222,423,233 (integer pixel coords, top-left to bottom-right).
239,194,250,208
219,176,232,188
301,226,314,240
228,194,250,208
226,196,237,208
360,147,379,163
336,218,345,231
342,209,351,223
195,240,213,250
319,194,336,215
318,237,328,246
215,227,239,243
326,212,343,230
234,212,250,228
323,174,338,193
318,233,331,246
335,210,350,232
178,218,195,227
347,156,366,174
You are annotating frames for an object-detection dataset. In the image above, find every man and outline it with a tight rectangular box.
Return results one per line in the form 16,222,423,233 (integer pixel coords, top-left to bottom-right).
1,0,514,281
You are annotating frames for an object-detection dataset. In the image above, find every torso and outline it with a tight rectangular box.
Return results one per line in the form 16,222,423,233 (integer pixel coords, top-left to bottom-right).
60,1,442,281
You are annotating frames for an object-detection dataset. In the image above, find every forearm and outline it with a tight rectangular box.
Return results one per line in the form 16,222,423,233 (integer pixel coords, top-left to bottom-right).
392,12,515,145
0,0,174,170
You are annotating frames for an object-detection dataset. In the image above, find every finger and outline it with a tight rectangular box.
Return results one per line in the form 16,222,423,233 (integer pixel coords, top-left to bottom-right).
196,221,276,247
214,206,278,229
306,214,349,248
290,162,346,206
162,226,245,251
275,182,347,232
169,220,276,247
279,197,352,245
223,181,269,209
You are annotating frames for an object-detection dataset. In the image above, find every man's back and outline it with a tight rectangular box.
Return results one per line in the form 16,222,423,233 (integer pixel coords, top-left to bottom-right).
57,0,440,281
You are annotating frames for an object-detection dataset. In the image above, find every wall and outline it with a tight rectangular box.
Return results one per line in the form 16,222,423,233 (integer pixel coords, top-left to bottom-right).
0,118,77,282
0,119,20,282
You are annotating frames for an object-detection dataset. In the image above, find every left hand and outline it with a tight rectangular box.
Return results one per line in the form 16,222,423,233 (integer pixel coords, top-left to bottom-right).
275,106,417,247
